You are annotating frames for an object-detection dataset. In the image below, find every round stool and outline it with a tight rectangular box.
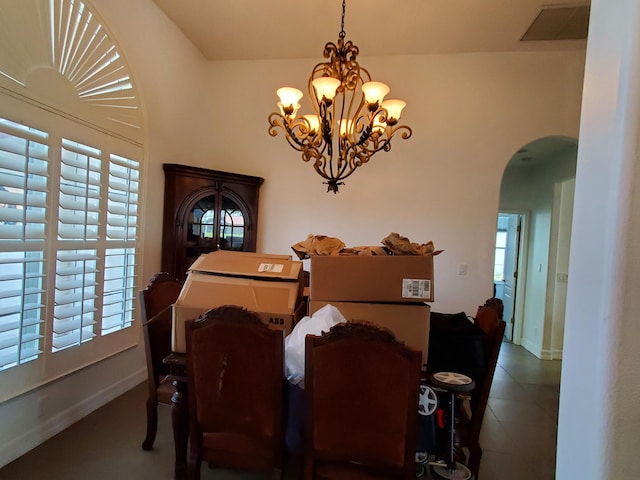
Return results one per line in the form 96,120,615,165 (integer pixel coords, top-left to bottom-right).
428,372,475,480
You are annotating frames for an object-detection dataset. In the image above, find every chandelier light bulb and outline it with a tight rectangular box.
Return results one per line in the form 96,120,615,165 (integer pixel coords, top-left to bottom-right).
372,116,386,134
276,87,303,115
303,114,320,134
381,99,406,125
339,119,353,137
362,81,390,110
312,77,341,104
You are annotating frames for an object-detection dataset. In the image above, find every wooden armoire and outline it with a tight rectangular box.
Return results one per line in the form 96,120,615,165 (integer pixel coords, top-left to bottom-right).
161,164,264,279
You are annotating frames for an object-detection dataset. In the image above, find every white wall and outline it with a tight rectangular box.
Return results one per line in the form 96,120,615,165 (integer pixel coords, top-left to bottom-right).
557,0,640,478
549,178,574,358
0,0,587,468
539,151,577,359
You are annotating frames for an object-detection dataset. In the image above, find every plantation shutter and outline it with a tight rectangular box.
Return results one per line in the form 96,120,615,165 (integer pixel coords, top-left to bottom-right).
0,119,49,369
101,154,139,334
52,140,101,351
0,0,144,400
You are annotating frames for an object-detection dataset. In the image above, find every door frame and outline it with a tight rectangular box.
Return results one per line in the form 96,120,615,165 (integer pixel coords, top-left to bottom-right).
497,209,530,345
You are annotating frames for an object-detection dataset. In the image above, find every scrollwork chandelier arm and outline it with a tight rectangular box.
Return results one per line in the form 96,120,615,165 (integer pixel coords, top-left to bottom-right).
267,0,412,193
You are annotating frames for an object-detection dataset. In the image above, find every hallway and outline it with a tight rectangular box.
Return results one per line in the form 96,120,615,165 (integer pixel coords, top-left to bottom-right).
480,342,561,480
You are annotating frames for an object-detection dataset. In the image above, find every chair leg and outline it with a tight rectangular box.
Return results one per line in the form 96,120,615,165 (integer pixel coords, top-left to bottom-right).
188,449,201,480
141,398,158,451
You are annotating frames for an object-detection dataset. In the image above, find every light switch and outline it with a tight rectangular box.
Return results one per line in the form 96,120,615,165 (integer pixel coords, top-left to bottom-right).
457,263,467,275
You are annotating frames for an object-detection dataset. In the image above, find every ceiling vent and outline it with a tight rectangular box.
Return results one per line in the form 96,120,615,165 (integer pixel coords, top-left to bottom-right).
521,4,590,41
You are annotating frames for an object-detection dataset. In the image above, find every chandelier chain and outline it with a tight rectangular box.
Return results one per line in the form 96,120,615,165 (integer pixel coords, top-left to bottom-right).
340,0,346,39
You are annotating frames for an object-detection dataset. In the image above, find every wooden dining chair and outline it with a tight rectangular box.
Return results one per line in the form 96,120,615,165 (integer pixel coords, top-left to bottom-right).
451,307,506,479
303,321,422,480
139,272,183,451
185,305,285,480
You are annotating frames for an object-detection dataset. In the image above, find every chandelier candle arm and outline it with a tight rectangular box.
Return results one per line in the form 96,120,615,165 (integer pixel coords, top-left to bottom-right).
267,0,412,193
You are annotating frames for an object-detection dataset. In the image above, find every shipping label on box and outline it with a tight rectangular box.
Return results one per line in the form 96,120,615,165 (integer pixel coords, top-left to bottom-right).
402,279,432,300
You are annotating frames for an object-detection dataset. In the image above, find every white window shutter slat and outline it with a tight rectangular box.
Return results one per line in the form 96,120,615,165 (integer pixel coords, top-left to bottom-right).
0,118,48,371
52,248,98,351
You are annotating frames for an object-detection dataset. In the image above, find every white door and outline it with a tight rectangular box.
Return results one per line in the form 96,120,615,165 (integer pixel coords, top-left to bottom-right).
501,213,521,341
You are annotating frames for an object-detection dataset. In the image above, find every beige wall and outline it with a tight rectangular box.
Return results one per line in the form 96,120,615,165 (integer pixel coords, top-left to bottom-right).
197,51,585,317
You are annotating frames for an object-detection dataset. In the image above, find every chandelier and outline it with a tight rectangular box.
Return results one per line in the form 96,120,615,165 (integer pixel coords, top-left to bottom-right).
267,0,412,193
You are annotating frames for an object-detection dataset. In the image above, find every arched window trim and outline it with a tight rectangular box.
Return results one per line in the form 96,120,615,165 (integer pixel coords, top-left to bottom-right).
0,0,144,402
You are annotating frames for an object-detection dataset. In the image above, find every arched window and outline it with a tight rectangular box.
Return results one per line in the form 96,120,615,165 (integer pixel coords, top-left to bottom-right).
0,0,143,401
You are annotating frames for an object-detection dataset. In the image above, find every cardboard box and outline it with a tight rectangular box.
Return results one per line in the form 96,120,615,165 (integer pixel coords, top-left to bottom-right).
310,255,434,303
171,251,304,352
189,250,301,281
309,300,431,366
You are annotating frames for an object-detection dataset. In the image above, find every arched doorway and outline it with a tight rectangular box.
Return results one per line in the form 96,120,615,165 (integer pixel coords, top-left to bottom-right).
496,136,577,359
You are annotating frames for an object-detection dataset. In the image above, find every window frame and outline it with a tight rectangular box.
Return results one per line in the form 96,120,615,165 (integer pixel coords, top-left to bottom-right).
0,92,142,402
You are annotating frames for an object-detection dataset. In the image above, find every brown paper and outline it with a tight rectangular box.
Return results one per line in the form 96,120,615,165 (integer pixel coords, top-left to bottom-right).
291,232,442,258
381,232,443,256
291,234,346,260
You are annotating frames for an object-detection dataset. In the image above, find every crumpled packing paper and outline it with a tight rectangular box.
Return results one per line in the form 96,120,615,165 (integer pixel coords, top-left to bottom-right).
291,232,443,260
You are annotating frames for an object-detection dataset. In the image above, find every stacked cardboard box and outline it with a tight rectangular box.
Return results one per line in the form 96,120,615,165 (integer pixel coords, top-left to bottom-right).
309,255,433,366
171,250,305,353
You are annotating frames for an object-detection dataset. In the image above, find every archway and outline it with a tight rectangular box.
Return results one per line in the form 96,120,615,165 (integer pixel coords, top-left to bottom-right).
496,135,577,359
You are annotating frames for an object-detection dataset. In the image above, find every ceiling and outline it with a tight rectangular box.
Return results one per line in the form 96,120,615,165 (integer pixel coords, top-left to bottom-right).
151,0,590,61
150,0,587,168
509,137,578,168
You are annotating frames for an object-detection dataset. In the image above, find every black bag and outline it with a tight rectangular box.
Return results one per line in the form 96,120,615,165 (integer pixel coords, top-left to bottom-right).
426,311,486,386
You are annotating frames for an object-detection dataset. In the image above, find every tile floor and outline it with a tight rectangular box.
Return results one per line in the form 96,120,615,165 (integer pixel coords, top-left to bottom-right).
478,342,561,480
0,341,561,480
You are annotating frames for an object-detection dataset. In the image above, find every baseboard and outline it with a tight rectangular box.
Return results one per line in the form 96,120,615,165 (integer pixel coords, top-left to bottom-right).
0,367,146,468
520,337,543,359
540,348,563,360
537,349,554,360
519,338,563,360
